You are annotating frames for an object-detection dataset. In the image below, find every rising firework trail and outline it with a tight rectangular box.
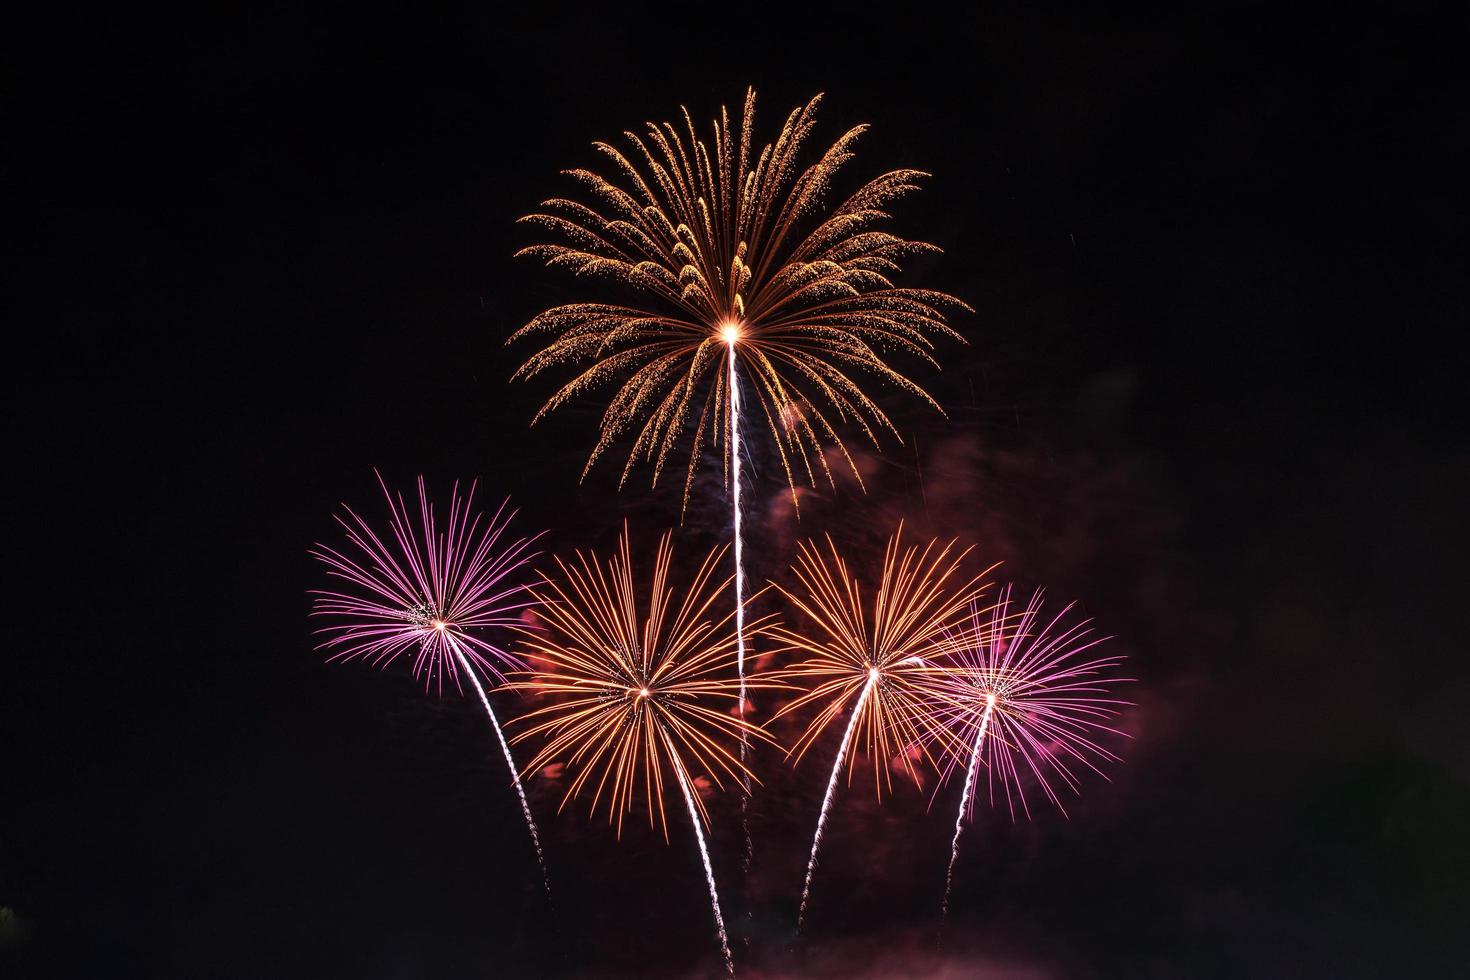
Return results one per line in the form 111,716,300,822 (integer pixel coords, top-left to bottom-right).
511,92,971,844
942,690,993,918
919,587,1131,917
726,331,753,869
797,665,876,926
674,760,733,975
308,473,550,891
444,631,549,894
509,526,785,975
770,525,993,929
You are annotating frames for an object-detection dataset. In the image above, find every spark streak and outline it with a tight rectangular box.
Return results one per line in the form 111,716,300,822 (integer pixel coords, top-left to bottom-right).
941,694,993,918
729,340,747,721
797,669,876,930
727,335,753,869
447,632,549,894
673,758,734,977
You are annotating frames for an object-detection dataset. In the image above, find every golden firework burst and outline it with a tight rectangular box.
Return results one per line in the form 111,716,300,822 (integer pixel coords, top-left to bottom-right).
511,90,970,507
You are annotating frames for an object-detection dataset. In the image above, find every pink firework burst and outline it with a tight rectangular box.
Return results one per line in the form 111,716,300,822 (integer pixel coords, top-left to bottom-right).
920,585,1132,915
309,471,551,891
309,472,541,693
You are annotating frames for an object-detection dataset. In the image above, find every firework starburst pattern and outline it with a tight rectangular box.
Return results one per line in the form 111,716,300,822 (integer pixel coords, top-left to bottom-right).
511,88,970,503
509,527,779,833
309,472,541,691
307,90,1138,976
917,586,1132,914
509,526,782,975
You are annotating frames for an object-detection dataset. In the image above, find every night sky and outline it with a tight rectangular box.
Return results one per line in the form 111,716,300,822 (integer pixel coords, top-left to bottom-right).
6,3,1466,977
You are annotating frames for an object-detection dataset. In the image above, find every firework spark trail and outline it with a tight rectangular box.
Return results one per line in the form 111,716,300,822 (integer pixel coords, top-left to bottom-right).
447,633,549,894
672,759,735,977
727,339,754,874
941,695,994,918
797,669,876,931
728,343,747,706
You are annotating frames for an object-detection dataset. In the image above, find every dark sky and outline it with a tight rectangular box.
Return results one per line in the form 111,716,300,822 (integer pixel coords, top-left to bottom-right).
6,3,1466,977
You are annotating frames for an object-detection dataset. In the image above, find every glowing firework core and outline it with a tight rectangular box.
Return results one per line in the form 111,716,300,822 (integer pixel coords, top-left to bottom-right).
719,321,742,345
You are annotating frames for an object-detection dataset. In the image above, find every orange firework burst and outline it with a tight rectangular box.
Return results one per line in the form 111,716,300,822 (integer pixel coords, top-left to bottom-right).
508,528,782,834
509,526,783,975
509,527,781,834
511,89,970,505
769,524,994,927
773,528,994,790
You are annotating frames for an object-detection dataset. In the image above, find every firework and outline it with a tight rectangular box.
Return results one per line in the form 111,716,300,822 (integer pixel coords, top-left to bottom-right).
919,586,1130,916
511,92,972,837
309,473,550,891
509,526,782,976
511,89,969,503
769,525,993,928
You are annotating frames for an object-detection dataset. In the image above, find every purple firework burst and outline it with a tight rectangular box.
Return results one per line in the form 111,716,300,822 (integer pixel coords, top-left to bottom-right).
309,472,551,890
309,472,542,692
920,586,1132,915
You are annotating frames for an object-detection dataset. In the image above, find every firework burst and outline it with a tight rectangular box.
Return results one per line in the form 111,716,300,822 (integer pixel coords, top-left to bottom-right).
769,525,994,928
918,586,1131,916
511,88,969,504
509,526,782,976
309,472,550,891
